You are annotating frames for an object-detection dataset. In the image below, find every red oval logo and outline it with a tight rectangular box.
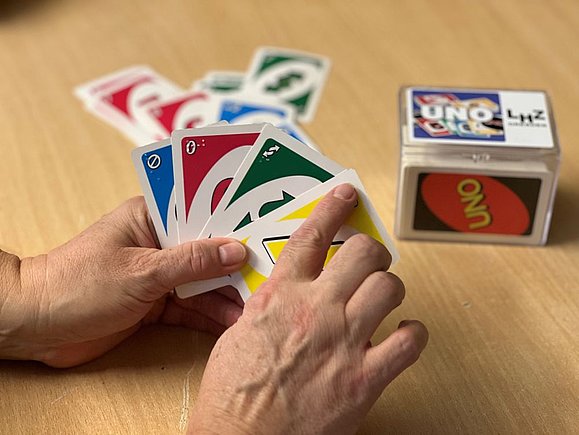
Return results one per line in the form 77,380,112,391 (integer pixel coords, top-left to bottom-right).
420,174,530,235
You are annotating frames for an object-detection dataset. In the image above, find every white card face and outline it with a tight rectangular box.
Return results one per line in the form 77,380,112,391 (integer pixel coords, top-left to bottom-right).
131,139,179,248
171,123,266,244
229,169,399,301
245,47,331,123
90,69,183,145
74,65,151,104
198,124,344,240
141,91,215,138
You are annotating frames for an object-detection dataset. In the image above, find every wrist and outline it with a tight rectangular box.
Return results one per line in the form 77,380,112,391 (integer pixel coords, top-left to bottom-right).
0,251,48,362
188,400,260,435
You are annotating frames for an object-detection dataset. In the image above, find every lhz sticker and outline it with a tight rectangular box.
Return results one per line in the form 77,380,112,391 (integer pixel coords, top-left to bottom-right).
414,173,542,236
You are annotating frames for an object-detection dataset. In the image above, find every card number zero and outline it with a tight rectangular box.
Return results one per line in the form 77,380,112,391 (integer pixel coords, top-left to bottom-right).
186,140,197,155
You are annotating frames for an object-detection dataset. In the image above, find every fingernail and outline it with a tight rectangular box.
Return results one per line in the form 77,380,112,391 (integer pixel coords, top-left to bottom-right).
333,183,355,200
219,242,247,266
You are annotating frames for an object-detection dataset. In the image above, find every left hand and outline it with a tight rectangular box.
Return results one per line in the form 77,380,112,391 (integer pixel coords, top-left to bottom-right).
3,197,248,368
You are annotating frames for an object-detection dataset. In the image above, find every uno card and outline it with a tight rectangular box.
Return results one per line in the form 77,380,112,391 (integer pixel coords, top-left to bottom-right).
245,47,331,123
192,70,246,94
74,65,149,104
210,98,319,150
277,122,319,150
88,69,182,145
142,91,212,138
212,98,295,125
229,169,398,301
131,139,179,248
171,123,265,243
199,124,344,239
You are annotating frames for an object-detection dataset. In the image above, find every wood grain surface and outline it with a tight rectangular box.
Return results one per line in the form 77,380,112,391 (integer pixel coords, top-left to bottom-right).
0,1,577,433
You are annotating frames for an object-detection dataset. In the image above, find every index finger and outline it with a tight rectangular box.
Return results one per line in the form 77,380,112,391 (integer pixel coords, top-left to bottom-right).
270,183,358,282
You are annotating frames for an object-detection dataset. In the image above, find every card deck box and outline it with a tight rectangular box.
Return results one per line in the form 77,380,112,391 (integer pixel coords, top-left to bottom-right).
395,86,561,245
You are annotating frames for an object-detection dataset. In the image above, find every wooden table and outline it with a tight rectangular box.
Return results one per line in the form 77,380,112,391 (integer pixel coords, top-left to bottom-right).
1,1,577,433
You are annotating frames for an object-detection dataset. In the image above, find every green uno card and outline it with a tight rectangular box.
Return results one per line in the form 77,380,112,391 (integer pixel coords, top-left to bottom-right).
198,124,344,238
246,47,331,123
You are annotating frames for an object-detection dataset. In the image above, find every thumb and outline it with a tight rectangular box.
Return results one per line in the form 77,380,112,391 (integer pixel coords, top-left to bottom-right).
140,238,248,291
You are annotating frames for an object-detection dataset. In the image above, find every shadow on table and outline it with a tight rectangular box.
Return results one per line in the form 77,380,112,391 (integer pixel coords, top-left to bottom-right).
0,325,216,375
0,0,61,21
546,185,579,246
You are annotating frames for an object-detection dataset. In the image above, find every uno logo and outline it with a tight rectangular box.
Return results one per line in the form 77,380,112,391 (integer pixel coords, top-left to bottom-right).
420,174,531,235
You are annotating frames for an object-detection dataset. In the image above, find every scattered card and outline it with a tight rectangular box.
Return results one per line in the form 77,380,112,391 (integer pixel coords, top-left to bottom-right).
75,65,150,104
208,97,319,149
192,70,245,94
77,67,182,145
245,47,331,123
142,91,212,138
210,98,294,126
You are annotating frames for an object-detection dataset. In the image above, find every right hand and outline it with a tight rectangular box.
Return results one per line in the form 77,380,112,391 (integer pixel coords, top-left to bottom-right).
189,183,428,434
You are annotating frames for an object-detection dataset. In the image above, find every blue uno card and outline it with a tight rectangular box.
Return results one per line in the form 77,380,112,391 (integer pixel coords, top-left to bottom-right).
131,139,179,248
217,100,290,125
216,99,319,150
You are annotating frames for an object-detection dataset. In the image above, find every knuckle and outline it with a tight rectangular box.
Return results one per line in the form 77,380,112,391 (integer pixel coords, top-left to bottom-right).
396,328,423,363
130,252,165,286
376,272,405,304
121,196,148,223
289,224,326,251
350,234,389,262
126,195,147,211
187,242,216,275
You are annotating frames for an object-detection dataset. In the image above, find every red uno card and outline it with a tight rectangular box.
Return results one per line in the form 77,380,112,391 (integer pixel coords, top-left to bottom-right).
143,91,214,139
89,69,182,144
171,123,265,243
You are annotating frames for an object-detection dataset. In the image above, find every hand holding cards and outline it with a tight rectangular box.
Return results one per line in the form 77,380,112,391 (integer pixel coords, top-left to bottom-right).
132,123,398,301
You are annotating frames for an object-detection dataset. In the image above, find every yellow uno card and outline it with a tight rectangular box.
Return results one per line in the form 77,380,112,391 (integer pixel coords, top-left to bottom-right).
228,169,398,301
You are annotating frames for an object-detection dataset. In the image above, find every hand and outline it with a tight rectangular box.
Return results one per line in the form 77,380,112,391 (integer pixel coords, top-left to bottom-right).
1,197,248,368
189,184,428,434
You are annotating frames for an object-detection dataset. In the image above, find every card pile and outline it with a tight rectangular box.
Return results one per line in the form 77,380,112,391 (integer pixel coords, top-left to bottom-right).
131,123,398,301
74,47,330,147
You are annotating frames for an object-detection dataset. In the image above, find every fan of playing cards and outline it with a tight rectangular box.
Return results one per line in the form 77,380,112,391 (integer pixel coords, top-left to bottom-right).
74,47,331,147
132,123,398,302
75,47,398,302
